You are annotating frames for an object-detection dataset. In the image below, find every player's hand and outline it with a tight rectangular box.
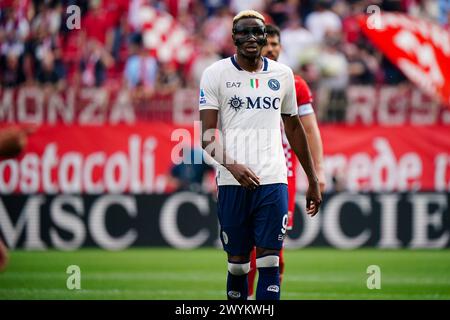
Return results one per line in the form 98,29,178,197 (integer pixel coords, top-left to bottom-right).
226,163,260,190
0,125,36,158
306,178,322,217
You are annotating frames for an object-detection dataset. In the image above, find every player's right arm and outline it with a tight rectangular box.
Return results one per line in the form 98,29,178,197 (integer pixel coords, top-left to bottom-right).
200,110,260,189
199,66,259,189
281,70,321,216
299,113,325,192
295,76,325,192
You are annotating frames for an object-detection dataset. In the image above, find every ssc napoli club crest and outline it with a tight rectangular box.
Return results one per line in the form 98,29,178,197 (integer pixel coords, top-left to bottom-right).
228,95,244,111
268,79,280,91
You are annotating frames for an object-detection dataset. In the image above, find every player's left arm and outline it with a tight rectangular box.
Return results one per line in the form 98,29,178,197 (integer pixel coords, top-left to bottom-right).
282,114,321,216
300,113,325,192
280,69,321,216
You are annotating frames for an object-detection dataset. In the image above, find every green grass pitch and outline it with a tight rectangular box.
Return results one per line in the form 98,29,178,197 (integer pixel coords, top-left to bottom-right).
1,248,449,300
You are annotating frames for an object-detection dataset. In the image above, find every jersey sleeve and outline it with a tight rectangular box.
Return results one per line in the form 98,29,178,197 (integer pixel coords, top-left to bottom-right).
281,69,298,116
199,67,220,111
294,75,314,117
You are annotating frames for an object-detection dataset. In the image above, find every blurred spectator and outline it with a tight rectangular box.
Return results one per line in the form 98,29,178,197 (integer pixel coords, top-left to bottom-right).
30,1,62,36
102,0,129,61
279,13,318,72
316,34,349,122
345,43,377,85
267,0,298,28
341,0,365,44
27,18,65,84
82,0,113,48
169,147,214,193
79,40,114,87
201,5,234,58
445,10,450,30
124,33,158,99
230,0,266,14
36,51,64,88
381,56,407,84
0,6,26,58
1,52,25,87
407,0,439,20
189,40,221,86
305,0,342,43
0,3,30,42
201,0,230,16
439,0,450,25
155,61,182,95
381,0,404,11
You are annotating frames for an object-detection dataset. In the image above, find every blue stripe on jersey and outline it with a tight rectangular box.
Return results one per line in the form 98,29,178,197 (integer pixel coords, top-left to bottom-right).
230,55,269,72
230,55,243,70
263,57,268,71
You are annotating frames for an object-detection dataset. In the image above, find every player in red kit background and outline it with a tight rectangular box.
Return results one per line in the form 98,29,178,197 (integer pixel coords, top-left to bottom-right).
0,125,36,272
247,24,326,299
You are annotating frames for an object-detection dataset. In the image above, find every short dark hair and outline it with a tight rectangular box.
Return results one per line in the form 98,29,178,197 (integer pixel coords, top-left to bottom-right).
265,24,281,41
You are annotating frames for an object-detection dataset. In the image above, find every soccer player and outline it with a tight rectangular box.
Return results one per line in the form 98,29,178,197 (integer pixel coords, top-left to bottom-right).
247,24,326,298
199,10,321,300
0,125,35,272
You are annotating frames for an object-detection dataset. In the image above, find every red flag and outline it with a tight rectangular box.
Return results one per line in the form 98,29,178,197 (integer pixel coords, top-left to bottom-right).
359,13,450,107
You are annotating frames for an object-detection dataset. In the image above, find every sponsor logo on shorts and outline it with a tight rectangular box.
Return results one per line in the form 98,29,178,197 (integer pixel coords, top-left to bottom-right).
222,231,229,245
267,285,279,293
228,290,241,299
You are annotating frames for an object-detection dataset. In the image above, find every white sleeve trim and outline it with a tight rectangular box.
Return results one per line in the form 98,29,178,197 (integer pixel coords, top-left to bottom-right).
199,105,219,110
298,103,314,117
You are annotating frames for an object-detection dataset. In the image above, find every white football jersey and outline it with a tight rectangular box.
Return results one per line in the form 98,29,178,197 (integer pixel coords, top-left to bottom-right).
199,55,298,186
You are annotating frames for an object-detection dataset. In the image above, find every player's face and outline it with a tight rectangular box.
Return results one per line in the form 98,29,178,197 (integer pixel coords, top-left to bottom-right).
232,18,267,59
262,35,281,61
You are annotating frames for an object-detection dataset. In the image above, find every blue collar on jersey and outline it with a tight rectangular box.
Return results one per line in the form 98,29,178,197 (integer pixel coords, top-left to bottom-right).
230,55,268,72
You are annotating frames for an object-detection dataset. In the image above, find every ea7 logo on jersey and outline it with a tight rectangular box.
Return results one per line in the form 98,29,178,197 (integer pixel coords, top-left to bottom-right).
226,82,241,88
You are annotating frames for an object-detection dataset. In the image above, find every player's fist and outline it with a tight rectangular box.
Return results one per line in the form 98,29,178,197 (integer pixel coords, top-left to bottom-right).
226,163,260,190
0,125,36,158
0,240,8,272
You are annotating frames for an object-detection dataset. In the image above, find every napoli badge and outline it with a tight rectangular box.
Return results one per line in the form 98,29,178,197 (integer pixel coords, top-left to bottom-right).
268,79,280,91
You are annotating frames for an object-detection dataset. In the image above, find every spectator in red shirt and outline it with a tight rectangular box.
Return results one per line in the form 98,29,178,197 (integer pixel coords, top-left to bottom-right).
102,0,129,61
82,0,112,49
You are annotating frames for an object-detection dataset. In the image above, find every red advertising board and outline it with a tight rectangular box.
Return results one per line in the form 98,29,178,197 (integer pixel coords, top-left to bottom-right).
0,123,449,193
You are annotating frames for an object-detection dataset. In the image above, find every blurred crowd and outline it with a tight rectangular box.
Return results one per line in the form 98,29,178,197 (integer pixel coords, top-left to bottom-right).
1,0,449,122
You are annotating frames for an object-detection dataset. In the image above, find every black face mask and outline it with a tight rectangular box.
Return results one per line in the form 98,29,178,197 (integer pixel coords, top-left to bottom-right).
232,25,267,46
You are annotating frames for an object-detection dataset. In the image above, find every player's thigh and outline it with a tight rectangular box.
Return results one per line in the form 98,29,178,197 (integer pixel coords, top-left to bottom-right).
253,183,288,252
217,185,254,256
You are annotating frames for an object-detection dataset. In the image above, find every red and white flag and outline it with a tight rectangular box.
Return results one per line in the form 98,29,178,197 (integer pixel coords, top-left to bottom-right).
136,6,194,64
359,13,450,107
